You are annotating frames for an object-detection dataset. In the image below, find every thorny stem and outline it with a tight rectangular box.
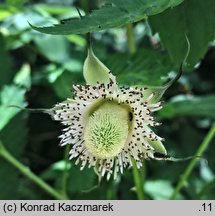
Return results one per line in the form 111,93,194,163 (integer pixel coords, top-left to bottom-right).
170,123,215,199
0,141,67,200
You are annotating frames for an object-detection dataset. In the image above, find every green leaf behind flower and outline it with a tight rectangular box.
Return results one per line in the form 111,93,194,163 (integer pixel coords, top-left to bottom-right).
149,0,215,68
0,85,27,131
30,0,184,35
159,95,215,119
144,180,182,199
0,113,28,199
106,49,174,86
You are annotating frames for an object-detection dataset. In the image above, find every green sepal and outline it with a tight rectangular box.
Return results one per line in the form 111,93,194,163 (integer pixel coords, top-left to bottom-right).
83,47,115,85
147,139,167,155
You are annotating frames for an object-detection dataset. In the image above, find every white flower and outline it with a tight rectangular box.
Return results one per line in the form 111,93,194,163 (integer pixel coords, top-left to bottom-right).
50,48,167,180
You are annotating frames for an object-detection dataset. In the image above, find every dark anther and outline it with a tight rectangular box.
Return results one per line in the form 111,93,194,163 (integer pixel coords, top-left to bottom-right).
153,152,171,160
129,112,133,121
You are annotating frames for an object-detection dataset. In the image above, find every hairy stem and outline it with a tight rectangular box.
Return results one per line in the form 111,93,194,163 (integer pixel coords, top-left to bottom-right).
170,123,215,199
0,141,67,200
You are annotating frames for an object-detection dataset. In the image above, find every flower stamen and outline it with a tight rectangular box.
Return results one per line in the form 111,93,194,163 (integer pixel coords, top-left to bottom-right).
51,78,166,179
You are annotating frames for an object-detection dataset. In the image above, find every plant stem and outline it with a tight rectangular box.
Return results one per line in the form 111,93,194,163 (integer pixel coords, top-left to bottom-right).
170,123,215,199
0,141,67,200
61,145,70,198
126,23,137,54
131,157,144,200
127,23,144,200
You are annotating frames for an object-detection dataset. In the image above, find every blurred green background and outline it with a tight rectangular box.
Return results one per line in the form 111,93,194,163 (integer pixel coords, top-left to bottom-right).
0,0,215,200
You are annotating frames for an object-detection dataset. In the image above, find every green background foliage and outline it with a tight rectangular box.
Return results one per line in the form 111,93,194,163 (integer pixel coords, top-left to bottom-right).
0,0,215,200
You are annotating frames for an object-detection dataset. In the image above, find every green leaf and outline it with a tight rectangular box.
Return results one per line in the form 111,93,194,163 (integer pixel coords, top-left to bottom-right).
0,4,20,21
66,164,96,193
149,0,215,68
66,35,86,47
46,66,64,83
0,113,27,157
53,71,75,99
0,61,29,198
33,3,77,15
0,163,21,199
0,112,28,199
144,180,181,199
106,49,174,86
159,95,215,119
30,0,184,35
33,35,70,63
6,0,27,6
14,64,31,90
0,34,13,88
0,85,27,131
41,160,96,193
200,161,214,182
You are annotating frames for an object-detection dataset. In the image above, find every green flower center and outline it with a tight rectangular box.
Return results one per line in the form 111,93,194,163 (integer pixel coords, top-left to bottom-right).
84,101,130,159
